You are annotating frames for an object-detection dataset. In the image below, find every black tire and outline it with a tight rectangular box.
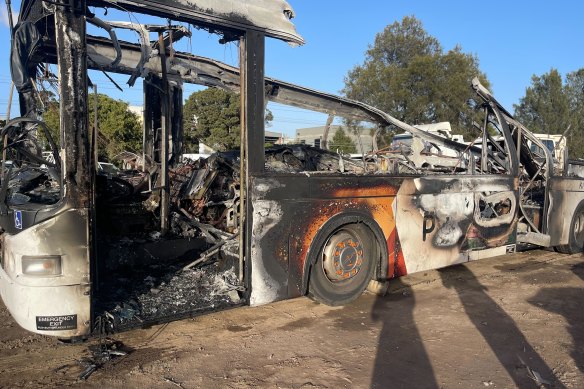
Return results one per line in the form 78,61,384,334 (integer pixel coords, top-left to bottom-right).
308,222,377,306
556,201,584,254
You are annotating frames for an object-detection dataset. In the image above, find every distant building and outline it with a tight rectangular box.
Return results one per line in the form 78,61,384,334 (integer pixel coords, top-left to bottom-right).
295,125,374,153
127,105,144,124
265,130,282,144
266,130,295,145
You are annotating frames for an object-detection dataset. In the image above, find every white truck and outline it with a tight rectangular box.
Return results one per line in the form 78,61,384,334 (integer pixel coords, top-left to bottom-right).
390,122,466,170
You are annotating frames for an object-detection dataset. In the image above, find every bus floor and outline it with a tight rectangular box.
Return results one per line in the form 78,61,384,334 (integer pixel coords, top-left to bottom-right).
93,234,243,332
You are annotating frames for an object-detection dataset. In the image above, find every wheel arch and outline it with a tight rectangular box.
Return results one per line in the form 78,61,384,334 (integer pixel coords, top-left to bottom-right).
300,211,389,296
556,199,584,254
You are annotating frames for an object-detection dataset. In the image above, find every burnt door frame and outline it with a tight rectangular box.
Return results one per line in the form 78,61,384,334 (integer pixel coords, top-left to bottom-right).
240,30,266,295
54,0,93,333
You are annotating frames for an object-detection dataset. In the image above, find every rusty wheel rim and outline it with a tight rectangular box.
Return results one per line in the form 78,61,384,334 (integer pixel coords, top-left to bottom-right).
322,227,365,282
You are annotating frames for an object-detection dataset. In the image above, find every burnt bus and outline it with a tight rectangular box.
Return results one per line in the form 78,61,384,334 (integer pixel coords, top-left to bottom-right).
1,0,583,340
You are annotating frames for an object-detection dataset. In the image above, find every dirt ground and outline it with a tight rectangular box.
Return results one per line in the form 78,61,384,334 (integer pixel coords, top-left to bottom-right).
0,250,583,388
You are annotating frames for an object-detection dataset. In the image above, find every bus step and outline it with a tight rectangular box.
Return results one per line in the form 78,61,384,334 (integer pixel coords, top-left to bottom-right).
517,232,551,247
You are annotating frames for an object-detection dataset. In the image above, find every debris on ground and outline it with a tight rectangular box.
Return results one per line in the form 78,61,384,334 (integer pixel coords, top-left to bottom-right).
518,355,551,387
77,339,129,381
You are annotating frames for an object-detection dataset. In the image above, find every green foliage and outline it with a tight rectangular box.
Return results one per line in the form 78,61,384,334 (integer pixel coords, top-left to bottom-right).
343,16,490,140
38,91,60,149
183,88,240,152
40,93,142,161
91,94,142,161
566,69,584,157
514,69,569,134
514,68,584,158
42,106,61,146
265,109,274,126
182,88,273,152
330,127,357,154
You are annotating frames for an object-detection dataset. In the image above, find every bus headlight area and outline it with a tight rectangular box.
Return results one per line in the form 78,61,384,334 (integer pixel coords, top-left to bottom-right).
21,255,62,277
0,266,91,337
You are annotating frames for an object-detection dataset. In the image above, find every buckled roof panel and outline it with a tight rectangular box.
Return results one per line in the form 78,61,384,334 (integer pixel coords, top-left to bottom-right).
89,0,304,46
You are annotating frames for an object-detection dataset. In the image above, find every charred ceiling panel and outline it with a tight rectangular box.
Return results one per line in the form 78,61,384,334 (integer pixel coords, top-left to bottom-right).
84,37,382,122
88,0,304,46
40,34,483,159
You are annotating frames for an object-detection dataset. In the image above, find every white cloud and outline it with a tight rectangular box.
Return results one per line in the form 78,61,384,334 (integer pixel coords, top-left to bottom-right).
0,7,18,28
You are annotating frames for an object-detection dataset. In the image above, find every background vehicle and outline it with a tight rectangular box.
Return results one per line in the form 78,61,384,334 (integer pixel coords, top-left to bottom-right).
97,162,120,177
390,123,465,170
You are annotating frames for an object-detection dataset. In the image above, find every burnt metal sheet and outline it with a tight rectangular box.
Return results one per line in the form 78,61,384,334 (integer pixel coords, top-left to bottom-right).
396,175,517,274
81,36,386,122
547,177,584,246
88,0,304,46
249,174,402,304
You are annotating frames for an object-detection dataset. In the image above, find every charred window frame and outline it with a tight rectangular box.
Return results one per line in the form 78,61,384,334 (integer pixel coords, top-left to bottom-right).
0,1,83,235
474,102,519,177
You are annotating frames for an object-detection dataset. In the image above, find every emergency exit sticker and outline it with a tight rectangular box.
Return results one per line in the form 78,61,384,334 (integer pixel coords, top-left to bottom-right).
36,315,77,331
14,210,22,230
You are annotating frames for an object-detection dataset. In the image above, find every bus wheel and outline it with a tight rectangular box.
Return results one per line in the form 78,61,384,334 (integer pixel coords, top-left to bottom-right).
557,202,584,254
308,223,377,306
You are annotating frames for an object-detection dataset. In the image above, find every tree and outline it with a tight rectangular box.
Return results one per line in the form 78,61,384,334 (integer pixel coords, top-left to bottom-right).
514,69,570,134
565,69,584,157
41,93,142,161
329,127,357,154
92,94,142,161
183,88,273,152
514,68,584,158
183,88,239,152
343,16,490,141
38,91,60,149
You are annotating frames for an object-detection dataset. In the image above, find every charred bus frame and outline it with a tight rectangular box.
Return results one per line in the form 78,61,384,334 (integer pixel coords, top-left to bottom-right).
2,0,584,340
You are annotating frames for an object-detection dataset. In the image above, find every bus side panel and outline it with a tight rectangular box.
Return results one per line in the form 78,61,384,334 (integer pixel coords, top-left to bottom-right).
0,208,91,337
547,177,584,246
395,176,518,274
249,175,402,306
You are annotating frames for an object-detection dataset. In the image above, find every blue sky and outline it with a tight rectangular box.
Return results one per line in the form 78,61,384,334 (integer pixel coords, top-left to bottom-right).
1,1,583,136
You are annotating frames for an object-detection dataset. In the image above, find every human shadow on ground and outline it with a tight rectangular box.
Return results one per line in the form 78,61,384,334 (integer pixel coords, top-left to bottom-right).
528,260,584,375
439,265,566,388
370,278,439,389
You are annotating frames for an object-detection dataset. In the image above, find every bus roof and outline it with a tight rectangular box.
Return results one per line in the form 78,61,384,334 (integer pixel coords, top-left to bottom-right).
20,0,304,46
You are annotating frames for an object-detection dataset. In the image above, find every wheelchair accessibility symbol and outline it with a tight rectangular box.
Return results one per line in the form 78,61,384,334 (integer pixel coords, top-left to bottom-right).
14,211,22,230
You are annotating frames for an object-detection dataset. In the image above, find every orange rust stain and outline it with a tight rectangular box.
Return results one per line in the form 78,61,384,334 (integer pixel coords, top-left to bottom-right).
297,185,399,280
332,185,399,198
387,228,407,277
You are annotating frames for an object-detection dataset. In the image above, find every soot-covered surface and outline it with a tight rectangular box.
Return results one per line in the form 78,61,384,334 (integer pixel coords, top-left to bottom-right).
94,236,242,331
